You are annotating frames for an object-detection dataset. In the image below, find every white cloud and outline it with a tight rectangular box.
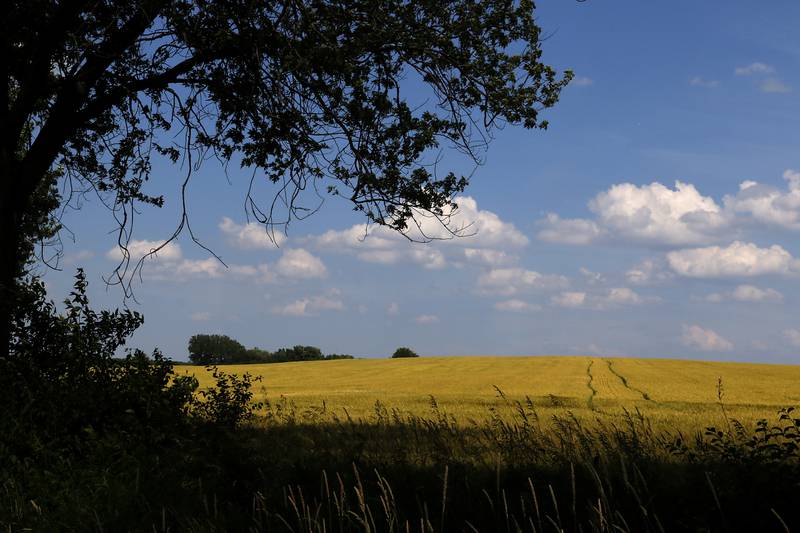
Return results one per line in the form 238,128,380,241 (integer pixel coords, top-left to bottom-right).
106,239,183,262
105,240,304,283
538,171,800,250
274,249,327,279
463,248,518,267
689,76,719,88
589,181,726,246
606,287,643,305
537,214,603,245
784,329,800,348
551,287,648,309
274,294,345,317
732,284,783,302
312,196,527,269
625,259,673,285
414,314,440,324
703,285,783,304
735,62,775,76
760,78,791,93
667,241,800,278
579,267,605,285
572,76,594,86
387,302,400,315
551,291,587,308
358,248,446,270
538,181,726,247
681,325,733,352
494,299,541,312
477,268,569,296
723,170,800,229
190,311,212,321
219,217,286,249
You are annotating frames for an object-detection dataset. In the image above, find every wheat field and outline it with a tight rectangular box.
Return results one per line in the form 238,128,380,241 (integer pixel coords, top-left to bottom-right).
181,356,800,432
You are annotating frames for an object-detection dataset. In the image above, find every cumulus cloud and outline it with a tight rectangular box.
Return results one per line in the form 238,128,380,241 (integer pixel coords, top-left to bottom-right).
732,284,783,302
551,291,587,308
625,259,673,285
681,325,733,352
312,196,527,269
105,240,321,283
414,314,440,324
537,214,603,245
219,217,286,249
551,287,649,309
723,170,800,229
463,248,518,267
667,241,800,278
606,287,643,305
494,299,541,312
274,248,327,279
702,285,783,304
273,293,345,317
190,311,212,321
538,171,800,249
106,239,183,262
589,181,726,246
477,268,569,296
358,248,446,270
735,62,775,76
538,181,726,247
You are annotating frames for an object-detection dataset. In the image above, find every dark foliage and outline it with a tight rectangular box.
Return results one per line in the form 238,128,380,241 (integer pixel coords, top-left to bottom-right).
0,272,262,530
392,346,419,358
1,0,571,326
188,333,248,364
189,337,356,364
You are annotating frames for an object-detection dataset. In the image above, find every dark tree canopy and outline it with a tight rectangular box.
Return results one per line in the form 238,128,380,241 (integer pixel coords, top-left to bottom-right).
392,347,418,358
188,333,248,364
1,0,571,356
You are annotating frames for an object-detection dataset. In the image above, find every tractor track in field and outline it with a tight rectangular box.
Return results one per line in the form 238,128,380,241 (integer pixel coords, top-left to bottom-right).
604,359,655,403
585,360,598,411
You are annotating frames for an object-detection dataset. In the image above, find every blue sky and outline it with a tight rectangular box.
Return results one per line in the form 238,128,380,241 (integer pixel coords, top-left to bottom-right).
42,1,800,362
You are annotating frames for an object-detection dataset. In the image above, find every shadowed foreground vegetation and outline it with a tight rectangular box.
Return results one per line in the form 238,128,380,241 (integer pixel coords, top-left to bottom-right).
4,388,800,531
4,275,800,531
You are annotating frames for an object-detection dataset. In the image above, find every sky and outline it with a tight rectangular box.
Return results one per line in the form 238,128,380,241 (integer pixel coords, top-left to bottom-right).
41,1,800,362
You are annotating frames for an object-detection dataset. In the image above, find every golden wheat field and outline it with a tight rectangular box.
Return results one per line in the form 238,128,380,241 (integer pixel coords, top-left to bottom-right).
181,356,800,433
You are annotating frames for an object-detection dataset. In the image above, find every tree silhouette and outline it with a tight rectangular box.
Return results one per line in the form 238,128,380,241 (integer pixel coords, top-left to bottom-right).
1,0,572,356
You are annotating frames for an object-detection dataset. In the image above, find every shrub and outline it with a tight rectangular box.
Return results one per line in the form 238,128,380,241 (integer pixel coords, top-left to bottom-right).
392,347,418,358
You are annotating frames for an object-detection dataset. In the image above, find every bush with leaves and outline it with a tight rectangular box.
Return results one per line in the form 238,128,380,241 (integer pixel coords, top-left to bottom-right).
194,366,263,428
3,271,198,444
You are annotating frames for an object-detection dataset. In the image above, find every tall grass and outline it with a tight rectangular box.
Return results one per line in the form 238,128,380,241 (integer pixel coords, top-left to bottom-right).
4,391,800,531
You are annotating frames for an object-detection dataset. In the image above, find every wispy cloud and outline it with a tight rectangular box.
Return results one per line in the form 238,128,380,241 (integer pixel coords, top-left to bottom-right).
689,76,719,88
760,78,791,93
572,76,594,86
734,62,775,76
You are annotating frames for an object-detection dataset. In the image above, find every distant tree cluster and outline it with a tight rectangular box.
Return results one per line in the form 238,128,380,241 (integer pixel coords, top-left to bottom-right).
392,347,419,358
187,334,354,365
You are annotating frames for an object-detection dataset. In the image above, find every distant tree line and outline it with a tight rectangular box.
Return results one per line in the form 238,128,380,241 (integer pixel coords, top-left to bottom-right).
187,334,354,365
